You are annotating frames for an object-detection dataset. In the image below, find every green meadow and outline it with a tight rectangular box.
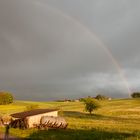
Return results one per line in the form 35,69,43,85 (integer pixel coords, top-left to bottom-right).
0,99,140,140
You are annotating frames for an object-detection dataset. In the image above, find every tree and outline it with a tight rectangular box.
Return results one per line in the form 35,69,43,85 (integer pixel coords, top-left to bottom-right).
131,92,140,98
0,92,13,105
84,97,100,114
95,94,108,100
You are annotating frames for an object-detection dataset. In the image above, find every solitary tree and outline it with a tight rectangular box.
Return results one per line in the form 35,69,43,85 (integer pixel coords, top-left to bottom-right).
84,97,100,115
0,91,13,105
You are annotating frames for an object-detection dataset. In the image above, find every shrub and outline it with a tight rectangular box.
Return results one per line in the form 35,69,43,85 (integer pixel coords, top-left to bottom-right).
131,92,140,98
0,92,13,105
84,97,100,114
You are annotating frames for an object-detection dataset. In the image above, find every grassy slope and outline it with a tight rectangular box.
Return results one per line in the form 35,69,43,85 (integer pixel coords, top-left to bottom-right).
0,99,140,140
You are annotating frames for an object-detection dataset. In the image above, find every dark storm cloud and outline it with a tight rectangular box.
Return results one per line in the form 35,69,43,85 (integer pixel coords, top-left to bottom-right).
0,0,139,100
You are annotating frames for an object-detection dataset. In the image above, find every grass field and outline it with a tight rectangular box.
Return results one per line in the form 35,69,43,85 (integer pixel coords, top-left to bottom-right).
0,99,140,140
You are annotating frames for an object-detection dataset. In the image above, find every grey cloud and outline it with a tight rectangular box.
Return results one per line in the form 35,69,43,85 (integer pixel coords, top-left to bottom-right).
0,0,139,100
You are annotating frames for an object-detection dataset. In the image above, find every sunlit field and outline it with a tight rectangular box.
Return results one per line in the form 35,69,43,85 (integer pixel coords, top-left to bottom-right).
0,99,140,140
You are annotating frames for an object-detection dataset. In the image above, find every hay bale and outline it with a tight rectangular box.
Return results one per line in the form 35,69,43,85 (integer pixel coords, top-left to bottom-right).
40,116,68,129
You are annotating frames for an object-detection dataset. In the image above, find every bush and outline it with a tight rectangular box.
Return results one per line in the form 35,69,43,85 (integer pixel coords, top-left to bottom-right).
95,94,108,100
84,97,100,114
131,92,140,98
0,92,13,105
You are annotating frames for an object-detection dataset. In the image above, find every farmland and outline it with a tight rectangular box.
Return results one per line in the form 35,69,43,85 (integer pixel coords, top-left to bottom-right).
0,99,140,140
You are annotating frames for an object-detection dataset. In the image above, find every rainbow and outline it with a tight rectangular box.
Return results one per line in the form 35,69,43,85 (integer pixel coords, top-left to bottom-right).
33,0,132,97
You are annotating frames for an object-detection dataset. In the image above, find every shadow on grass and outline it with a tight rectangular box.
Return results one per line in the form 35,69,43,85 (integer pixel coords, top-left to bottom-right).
27,128,134,140
62,111,140,122
62,111,103,119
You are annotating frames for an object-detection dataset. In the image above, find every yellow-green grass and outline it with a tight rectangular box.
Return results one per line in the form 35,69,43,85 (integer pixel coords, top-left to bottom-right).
0,99,140,140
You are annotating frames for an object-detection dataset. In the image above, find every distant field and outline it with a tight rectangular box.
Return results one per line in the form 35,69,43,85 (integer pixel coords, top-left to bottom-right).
0,99,140,140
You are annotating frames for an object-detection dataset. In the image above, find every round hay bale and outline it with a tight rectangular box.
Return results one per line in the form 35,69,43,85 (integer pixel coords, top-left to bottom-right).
40,116,68,129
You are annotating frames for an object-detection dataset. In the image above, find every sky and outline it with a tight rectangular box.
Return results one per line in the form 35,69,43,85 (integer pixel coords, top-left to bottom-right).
0,0,140,101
